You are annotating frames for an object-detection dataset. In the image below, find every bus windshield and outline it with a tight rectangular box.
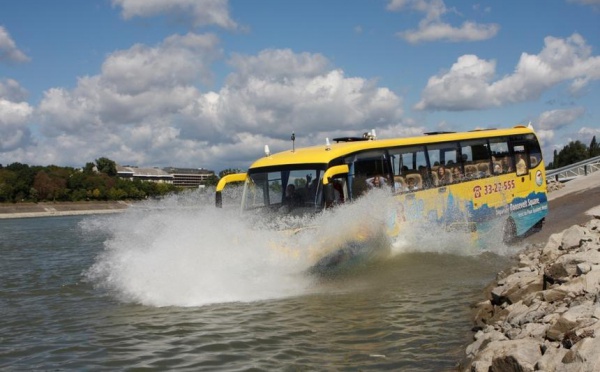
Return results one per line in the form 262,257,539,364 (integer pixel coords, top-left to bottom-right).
242,166,325,214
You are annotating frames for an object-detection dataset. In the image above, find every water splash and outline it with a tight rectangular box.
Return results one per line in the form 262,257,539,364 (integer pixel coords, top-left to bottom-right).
83,191,316,307
83,188,515,307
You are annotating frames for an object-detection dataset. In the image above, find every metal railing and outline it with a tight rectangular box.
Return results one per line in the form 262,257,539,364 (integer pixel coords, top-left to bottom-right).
546,155,600,183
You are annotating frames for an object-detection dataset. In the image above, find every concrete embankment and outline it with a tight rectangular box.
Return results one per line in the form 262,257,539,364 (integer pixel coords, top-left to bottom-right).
462,172,600,371
0,201,131,219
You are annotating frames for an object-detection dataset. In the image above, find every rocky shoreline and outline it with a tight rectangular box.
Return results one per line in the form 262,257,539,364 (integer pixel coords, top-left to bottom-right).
462,209,600,371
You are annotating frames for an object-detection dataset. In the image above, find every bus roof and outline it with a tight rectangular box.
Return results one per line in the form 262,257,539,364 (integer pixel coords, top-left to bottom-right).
249,125,535,170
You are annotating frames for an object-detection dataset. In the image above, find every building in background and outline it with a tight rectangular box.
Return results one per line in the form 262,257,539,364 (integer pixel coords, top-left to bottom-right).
117,165,215,188
162,167,215,188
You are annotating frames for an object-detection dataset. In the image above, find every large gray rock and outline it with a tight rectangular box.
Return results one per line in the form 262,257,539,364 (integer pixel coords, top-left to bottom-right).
491,271,543,305
470,339,542,372
561,225,590,251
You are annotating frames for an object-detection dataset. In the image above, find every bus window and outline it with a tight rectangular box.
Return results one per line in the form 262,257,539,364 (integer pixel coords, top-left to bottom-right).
345,150,391,198
460,139,491,179
526,134,542,168
427,142,459,186
489,137,511,174
512,144,528,176
389,145,428,190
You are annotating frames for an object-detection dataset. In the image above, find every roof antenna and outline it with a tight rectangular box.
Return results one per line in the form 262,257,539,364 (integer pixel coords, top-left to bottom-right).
291,132,296,152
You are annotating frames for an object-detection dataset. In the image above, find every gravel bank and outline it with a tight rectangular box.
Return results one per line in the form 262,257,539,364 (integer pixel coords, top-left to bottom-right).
0,201,131,219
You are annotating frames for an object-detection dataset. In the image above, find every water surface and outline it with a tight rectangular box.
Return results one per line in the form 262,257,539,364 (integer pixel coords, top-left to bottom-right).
0,192,517,370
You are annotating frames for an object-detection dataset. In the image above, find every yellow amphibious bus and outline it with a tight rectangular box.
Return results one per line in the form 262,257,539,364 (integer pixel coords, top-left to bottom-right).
216,125,548,267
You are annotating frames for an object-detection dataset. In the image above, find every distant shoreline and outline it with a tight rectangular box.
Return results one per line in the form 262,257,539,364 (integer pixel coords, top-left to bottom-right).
0,201,132,219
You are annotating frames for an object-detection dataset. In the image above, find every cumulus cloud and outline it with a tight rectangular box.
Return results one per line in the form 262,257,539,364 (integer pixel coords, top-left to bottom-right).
112,0,239,30
0,26,30,63
531,107,585,159
415,34,600,111
387,0,499,43
0,79,33,151
537,107,585,131
31,37,404,170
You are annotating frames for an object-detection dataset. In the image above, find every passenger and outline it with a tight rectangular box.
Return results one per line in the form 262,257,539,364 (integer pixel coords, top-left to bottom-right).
451,167,463,182
406,177,419,191
516,154,527,175
502,157,513,173
284,184,302,206
367,175,387,188
436,165,451,186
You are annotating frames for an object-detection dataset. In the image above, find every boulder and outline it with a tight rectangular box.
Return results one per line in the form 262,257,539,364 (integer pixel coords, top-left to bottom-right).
561,225,589,251
491,271,543,305
470,339,542,372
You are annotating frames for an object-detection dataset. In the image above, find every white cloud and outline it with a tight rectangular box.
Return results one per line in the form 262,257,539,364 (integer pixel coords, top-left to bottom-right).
112,0,239,30
537,107,585,131
531,107,585,160
387,0,499,43
28,39,404,171
0,79,33,151
0,26,30,63
415,34,600,111
0,78,28,101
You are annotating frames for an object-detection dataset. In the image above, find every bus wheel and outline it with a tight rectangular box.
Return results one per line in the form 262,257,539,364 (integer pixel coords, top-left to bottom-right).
503,218,517,244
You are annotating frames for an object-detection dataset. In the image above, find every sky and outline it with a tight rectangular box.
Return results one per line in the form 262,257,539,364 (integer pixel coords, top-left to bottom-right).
1,0,599,172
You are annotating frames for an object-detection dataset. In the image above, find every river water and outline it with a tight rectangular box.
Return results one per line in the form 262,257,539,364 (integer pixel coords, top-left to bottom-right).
0,191,519,371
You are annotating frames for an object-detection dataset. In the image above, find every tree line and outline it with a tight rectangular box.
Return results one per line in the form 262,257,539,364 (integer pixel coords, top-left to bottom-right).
2,135,596,203
547,135,600,169
0,157,180,203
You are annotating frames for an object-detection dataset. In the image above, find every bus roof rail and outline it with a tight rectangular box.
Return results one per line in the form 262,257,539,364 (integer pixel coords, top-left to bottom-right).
423,131,456,135
332,137,369,143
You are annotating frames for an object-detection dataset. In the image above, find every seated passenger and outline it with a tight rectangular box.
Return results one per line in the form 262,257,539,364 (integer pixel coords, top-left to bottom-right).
393,176,407,193
477,163,490,177
516,154,527,175
465,165,478,178
366,175,387,188
451,166,463,182
405,174,422,191
502,157,513,173
284,184,302,206
436,165,451,186
406,177,419,191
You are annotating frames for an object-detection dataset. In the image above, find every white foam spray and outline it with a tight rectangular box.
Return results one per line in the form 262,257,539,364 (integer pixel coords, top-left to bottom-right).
83,188,517,307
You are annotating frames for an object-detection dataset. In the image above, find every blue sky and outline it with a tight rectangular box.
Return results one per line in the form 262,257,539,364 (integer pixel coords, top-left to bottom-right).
1,0,599,172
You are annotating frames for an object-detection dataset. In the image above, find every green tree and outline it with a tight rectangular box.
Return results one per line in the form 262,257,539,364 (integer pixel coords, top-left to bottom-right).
83,162,96,174
95,157,117,176
554,140,589,168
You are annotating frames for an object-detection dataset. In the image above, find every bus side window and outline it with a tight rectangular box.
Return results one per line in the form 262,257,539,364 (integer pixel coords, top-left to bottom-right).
527,134,542,168
489,137,511,174
512,144,528,175
426,141,459,186
461,139,491,179
346,150,391,198
389,145,429,190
